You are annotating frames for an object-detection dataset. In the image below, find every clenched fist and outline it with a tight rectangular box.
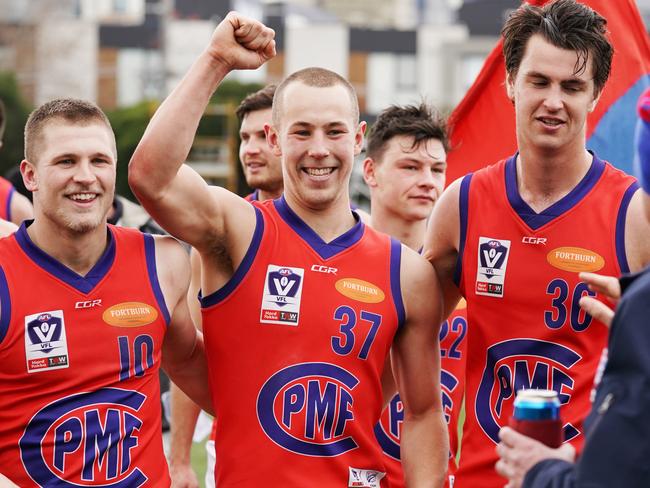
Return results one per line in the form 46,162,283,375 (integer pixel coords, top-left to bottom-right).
207,12,276,71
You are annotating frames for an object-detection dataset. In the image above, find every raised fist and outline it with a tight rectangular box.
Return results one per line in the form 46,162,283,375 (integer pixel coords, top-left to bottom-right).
207,12,276,71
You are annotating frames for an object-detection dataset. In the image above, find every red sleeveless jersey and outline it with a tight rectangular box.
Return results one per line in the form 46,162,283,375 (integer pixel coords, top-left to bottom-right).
0,224,171,487
454,154,638,487
201,197,405,487
0,176,16,222
375,303,467,488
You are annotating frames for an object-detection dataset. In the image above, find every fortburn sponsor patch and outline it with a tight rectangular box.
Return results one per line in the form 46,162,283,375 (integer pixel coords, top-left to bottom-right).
260,265,304,326
547,247,605,273
102,302,158,327
475,237,511,298
24,310,69,373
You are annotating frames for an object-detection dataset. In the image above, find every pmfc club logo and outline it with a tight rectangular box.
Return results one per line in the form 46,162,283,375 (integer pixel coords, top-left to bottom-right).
260,265,305,325
257,362,360,456
20,388,148,487
475,339,582,443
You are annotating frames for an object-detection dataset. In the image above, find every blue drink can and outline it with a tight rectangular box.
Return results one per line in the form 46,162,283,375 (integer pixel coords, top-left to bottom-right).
509,389,563,447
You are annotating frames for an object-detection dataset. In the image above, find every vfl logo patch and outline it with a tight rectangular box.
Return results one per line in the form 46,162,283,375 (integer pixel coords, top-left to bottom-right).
547,247,605,273
335,279,385,304
260,265,304,325
475,339,582,444
476,237,511,298
102,302,158,328
348,467,385,488
20,388,148,487
374,370,459,460
24,310,69,373
257,362,359,456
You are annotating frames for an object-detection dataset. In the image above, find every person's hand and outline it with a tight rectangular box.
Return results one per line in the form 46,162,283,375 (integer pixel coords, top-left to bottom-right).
0,474,19,488
495,427,576,488
207,12,276,71
578,272,621,328
170,463,200,488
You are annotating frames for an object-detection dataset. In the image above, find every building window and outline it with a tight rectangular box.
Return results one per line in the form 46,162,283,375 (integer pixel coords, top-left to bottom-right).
396,55,417,90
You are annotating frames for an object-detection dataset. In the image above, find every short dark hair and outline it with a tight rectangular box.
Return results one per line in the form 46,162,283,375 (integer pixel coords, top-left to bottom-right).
502,0,613,94
235,85,276,123
273,67,359,127
24,98,114,162
0,98,6,142
366,102,448,161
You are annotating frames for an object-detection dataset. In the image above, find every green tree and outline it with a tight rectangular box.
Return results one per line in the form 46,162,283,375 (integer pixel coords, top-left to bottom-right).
0,72,32,176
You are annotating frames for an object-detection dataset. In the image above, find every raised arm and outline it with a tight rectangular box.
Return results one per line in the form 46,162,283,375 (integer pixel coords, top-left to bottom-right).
392,246,448,488
423,177,463,319
128,13,275,252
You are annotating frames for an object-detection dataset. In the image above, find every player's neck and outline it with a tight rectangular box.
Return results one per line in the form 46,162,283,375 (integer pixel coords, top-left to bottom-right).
370,206,425,252
516,145,593,213
27,217,110,276
257,187,283,201
284,192,357,243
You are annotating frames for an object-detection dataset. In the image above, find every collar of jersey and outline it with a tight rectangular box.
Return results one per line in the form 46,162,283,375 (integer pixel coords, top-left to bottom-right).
505,151,605,230
16,221,116,294
273,195,365,260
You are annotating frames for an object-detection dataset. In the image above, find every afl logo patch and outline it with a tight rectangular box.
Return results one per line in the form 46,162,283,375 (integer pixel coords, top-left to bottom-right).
335,279,385,304
102,302,158,327
20,388,148,487
24,310,69,373
547,247,605,273
257,362,359,456
261,265,305,326
475,237,511,298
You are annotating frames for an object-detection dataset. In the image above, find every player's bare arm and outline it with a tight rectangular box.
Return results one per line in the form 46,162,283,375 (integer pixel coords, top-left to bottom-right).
0,219,17,238
128,13,275,257
392,246,448,488
8,192,32,225
169,248,204,488
624,189,650,273
155,235,212,413
423,177,463,319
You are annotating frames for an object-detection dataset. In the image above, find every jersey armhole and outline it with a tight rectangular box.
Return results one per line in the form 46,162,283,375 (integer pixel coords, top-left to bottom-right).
143,233,172,326
0,266,11,344
200,206,265,308
454,173,473,288
389,238,406,330
615,181,640,274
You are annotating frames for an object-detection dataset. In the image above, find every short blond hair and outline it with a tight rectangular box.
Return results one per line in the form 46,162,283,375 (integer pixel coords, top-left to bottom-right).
272,67,359,127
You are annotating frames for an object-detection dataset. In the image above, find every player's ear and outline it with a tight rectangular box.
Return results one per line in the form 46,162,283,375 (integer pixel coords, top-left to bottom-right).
354,121,367,157
506,70,515,104
362,157,378,187
265,123,282,157
589,89,602,113
20,159,38,192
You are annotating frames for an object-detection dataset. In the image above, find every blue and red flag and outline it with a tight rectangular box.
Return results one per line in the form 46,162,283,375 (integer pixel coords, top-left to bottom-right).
446,0,650,183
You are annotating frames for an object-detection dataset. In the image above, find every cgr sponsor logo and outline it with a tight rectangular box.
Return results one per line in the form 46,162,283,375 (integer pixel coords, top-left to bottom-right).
75,299,102,309
311,264,338,274
522,236,547,245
